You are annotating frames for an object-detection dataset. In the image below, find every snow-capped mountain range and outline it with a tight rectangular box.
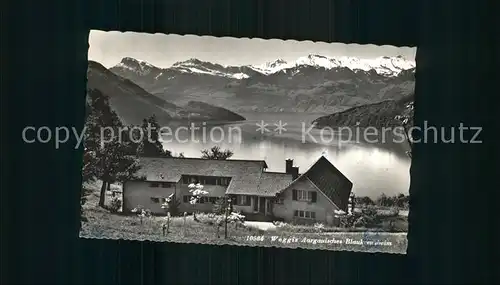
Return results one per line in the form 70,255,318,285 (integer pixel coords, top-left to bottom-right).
114,54,415,80
253,54,415,77
108,54,415,114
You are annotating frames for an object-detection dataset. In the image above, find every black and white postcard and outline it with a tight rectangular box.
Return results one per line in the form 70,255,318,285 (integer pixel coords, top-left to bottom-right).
80,30,415,254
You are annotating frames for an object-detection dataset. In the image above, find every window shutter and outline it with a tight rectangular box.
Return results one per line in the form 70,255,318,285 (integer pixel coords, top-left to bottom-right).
246,196,251,206
311,191,317,203
294,210,298,217
292,189,297,200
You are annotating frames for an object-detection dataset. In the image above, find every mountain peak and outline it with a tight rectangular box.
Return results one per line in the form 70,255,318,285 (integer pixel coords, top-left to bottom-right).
119,57,155,67
266,58,287,67
307,54,327,59
115,57,157,75
120,56,138,63
119,57,152,66
250,58,290,75
173,58,205,66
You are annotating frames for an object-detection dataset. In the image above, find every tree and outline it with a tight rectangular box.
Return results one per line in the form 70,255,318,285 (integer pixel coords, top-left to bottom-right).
347,192,356,214
131,205,151,225
81,98,101,185
160,193,180,236
188,182,208,221
211,198,244,238
393,193,409,209
223,197,233,239
376,193,393,207
94,139,142,208
137,115,172,157
201,146,233,160
161,193,181,217
334,207,380,229
81,98,100,221
83,89,142,208
356,196,375,206
334,209,353,228
212,197,227,215
395,99,414,159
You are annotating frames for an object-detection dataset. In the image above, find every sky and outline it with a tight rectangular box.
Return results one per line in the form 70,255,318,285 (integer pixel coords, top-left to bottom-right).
88,29,417,69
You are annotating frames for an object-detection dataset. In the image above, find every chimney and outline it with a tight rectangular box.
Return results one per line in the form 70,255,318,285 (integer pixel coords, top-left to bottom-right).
285,159,293,173
285,159,299,180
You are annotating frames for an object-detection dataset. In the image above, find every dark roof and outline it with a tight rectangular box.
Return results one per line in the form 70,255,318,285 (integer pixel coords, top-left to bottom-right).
135,157,270,195
290,156,353,211
253,172,294,197
133,156,349,201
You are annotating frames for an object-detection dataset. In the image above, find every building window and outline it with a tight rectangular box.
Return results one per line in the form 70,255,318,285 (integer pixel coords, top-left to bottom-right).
151,197,170,204
219,177,230,186
197,196,217,204
292,189,317,202
294,210,316,219
183,195,191,203
237,195,246,206
182,176,199,184
297,190,310,201
239,195,246,205
204,177,216,185
161,182,173,188
150,182,160,188
181,175,230,186
236,195,251,206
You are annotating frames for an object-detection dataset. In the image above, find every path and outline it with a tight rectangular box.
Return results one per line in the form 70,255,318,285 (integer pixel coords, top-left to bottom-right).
244,221,277,231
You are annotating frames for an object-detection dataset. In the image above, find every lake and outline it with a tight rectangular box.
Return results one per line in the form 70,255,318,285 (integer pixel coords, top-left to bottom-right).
160,112,411,199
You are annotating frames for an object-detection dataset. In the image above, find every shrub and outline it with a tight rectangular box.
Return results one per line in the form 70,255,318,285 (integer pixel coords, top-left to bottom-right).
273,221,383,233
161,195,181,217
195,213,217,224
274,222,326,233
227,212,245,224
168,199,181,216
131,205,152,225
380,207,400,217
109,197,122,213
212,198,227,215
314,223,325,230
196,212,245,226
361,206,378,217
273,221,287,227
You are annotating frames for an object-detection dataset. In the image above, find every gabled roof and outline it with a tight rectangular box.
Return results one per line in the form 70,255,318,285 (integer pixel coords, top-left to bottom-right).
284,156,353,211
252,172,294,197
132,156,350,202
135,157,269,195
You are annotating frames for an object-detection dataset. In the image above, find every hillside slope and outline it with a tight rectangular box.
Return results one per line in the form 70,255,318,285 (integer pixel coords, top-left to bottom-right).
87,61,245,125
312,94,414,129
88,60,178,125
182,101,245,122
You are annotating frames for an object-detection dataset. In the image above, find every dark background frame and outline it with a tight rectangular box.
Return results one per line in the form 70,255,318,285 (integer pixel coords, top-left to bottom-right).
1,0,494,284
